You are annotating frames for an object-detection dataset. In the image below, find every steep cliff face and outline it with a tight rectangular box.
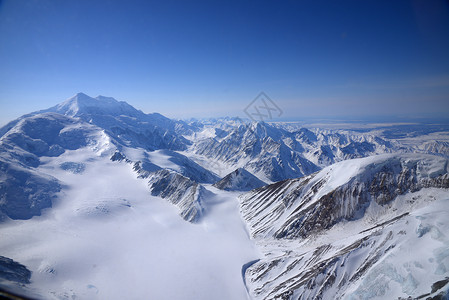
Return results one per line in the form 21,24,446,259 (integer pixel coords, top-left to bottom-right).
147,169,208,223
213,168,266,191
240,154,449,240
111,151,209,223
240,154,449,300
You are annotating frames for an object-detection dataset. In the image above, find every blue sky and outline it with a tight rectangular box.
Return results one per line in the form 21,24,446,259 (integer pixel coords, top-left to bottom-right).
0,0,448,124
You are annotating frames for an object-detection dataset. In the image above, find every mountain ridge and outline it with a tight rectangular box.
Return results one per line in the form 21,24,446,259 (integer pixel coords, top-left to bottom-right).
0,93,448,300
239,154,449,299
213,168,266,191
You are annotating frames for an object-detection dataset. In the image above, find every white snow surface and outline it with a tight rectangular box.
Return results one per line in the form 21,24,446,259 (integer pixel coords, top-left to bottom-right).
305,153,448,204
245,190,449,300
1,94,449,300
0,146,259,300
239,154,449,300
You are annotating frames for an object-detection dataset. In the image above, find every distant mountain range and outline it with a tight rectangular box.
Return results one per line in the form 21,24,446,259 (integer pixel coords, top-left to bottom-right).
0,93,448,300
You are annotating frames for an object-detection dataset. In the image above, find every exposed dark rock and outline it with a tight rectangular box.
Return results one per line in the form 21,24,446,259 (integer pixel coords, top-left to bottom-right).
0,256,31,285
241,156,449,240
213,168,266,191
110,151,127,162
148,169,208,222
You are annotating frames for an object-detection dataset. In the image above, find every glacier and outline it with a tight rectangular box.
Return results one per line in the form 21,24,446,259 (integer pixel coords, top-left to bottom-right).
0,93,448,300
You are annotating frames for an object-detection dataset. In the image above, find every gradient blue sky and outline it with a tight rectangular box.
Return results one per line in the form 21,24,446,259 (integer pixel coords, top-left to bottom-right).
0,0,448,125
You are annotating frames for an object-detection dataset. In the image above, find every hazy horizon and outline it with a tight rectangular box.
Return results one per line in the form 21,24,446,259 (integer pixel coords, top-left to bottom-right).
1,91,449,129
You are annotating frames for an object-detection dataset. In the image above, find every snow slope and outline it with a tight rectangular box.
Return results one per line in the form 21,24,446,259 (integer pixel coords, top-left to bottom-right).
43,92,190,151
0,146,259,300
0,94,216,223
185,120,407,183
0,112,110,221
1,93,448,300
240,154,449,299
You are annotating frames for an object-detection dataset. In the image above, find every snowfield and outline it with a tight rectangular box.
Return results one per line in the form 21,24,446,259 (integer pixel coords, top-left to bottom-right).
0,93,448,300
0,146,259,299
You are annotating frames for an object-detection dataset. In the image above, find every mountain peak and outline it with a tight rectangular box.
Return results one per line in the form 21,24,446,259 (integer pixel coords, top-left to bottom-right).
69,92,107,104
95,95,120,103
74,92,90,98
69,92,120,104
213,167,266,191
48,93,135,118
55,93,97,117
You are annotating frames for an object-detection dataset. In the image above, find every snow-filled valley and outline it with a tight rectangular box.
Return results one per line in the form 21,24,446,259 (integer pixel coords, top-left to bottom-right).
0,93,448,300
1,146,259,299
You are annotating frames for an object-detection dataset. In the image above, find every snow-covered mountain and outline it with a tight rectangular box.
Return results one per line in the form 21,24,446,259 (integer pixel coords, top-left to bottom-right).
0,112,108,221
46,92,190,151
0,94,212,222
213,168,266,191
0,92,189,152
419,140,449,157
0,93,448,300
240,154,449,299
147,169,209,222
190,122,320,182
185,120,406,183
